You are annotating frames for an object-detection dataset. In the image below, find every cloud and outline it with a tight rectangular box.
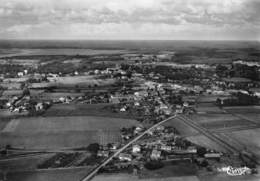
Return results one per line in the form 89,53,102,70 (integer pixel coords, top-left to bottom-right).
0,0,259,40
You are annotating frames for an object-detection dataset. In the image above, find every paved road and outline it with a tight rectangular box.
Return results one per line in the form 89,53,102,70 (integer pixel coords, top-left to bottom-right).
80,114,177,181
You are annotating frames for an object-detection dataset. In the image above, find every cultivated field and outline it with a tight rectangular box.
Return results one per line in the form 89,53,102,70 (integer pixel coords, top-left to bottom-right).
37,92,84,101
0,116,139,149
44,103,134,119
225,128,260,159
0,48,130,58
235,113,260,124
189,114,255,130
190,114,239,123
46,76,116,88
163,117,199,136
186,135,228,153
0,153,55,172
4,166,94,181
197,95,229,103
3,116,138,133
139,162,197,179
224,106,260,114
195,105,225,114
94,175,200,181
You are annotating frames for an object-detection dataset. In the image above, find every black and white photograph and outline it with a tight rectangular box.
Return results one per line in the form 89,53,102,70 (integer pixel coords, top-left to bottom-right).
0,0,259,181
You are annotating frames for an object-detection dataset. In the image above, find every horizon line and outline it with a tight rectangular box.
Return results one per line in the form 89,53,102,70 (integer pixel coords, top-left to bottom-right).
0,39,259,42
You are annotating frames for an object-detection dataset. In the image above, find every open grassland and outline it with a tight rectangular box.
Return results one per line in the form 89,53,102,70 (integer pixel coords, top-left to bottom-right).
44,103,134,119
0,116,138,149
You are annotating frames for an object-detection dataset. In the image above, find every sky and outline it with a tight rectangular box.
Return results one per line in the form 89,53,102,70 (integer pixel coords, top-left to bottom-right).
0,0,259,40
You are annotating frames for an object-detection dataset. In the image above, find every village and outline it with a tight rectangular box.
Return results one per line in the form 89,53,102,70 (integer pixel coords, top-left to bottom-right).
0,53,260,180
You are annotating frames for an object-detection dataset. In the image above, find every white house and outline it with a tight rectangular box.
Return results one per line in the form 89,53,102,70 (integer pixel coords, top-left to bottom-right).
151,149,161,160
118,153,132,161
132,145,141,154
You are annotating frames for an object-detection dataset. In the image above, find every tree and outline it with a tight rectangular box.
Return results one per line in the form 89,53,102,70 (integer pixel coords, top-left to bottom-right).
216,64,228,77
87,143,100,153
197,147,207,157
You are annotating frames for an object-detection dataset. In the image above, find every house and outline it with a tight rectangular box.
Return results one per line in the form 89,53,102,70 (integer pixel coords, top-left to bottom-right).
59,97,66,103
109,143,119,150
134,102,140,106
120,106,126,112
151,149,161,160
109,96,120,104
249,88,260,98
134,126,143,134
118,153,132,161
132,145,141,154
35,102,44,111
156,125,165,131
160,145,172,152
204,153,222,159
183,102,189,107
97,150,109,157
187,146,197,154
17,72,24,77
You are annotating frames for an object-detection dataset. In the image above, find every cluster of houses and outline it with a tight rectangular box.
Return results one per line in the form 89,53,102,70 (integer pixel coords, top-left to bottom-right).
95,125,223,173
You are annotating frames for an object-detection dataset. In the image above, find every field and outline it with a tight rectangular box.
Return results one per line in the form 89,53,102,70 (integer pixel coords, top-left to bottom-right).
4,166,94,181
3,116,138,133
0,48,130,58
0,117,11,131
37,92,84,101
139,161,197,179
195,106,225,114
224,128,260,159
186,135,228,153
0,116,139,149
0,153,55,172
44,103,135,119
94,175,200,181
223,106,260,114
48,76,115,85
3,170,200,181
1,90,23,97
197,95,229,103
163,117,199,136
235,113,260,124
189,114,255,130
